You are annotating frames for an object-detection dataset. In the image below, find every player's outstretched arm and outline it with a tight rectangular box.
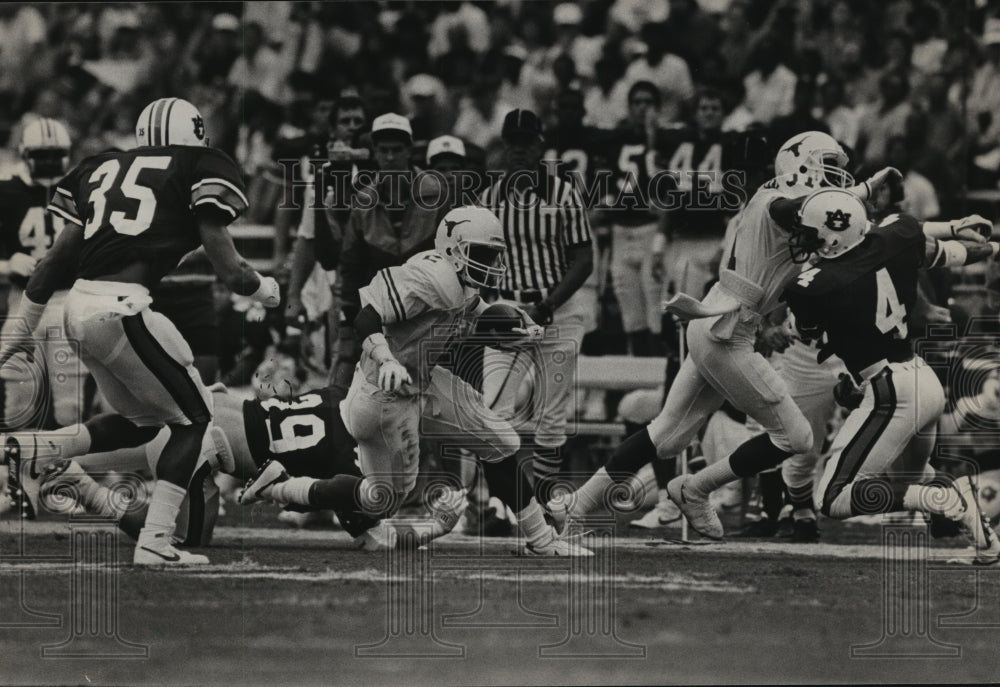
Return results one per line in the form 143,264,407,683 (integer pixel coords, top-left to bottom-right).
923,235,999,268
198,216,280,308
923,215,993,242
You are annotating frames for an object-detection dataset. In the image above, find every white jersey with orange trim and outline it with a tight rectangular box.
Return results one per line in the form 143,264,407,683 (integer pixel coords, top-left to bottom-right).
359,250,480,394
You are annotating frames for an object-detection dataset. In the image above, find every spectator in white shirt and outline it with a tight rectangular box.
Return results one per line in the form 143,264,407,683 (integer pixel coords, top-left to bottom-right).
546,3,604,80
453,80,509,149
227,21,288,106
584,57,628,128
620,23,695,123
738,37,796,125
886,136,939,220
856,71,912,166
816,77,860,150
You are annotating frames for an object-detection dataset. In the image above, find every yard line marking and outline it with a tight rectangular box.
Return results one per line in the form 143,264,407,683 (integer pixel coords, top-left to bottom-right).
0,521,980,562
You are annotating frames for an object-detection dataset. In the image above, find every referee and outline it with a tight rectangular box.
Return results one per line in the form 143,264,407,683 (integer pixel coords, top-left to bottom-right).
480,109,593,502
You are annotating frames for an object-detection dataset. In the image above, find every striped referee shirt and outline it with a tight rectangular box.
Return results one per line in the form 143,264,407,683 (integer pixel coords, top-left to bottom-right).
480,173,592,292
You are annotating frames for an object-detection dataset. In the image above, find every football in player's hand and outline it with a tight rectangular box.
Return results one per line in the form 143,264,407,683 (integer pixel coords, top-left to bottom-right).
475,303,526,344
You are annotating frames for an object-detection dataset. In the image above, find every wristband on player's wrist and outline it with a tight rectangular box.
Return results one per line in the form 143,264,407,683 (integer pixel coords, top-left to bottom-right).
362,332,396,365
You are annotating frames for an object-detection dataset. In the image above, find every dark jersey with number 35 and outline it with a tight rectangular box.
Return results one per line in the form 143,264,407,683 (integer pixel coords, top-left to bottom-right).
243,387,360,479
782,213,925,378
46,146,247,286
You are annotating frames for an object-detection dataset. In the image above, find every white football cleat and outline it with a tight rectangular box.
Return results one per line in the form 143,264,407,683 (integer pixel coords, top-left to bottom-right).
953,476,1000,564
134,536,209,566
238,460,289,505
629,499,682,529
356,520,398,551
666,474,724,540
522,527,594,557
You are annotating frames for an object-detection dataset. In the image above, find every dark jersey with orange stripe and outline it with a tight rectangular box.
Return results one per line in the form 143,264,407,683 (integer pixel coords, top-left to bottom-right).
0,174,62,287
46,146,247,286
243,387,360,478
783,214,925,378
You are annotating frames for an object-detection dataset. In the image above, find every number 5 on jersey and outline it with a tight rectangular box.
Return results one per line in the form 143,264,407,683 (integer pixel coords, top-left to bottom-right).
84,156,172,239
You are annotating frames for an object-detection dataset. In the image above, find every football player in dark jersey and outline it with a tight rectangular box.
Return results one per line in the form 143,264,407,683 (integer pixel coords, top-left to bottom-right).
653,89,750,298
0,118,88,430
603,80,667,356
783,188,1000,563
34,383,389,548
0,97,281,566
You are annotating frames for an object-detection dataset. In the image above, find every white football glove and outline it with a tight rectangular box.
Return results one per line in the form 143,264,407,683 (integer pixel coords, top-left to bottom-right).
861,166,902,197
378,359,412,393
250,275,281,308
7,253,37,278
511,324,544,342
951,215,993,243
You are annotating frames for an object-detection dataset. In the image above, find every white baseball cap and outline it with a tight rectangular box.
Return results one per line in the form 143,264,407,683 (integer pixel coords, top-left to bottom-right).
371,113,413,143
427,135,467,164
212,13,240,31
554,2,583,25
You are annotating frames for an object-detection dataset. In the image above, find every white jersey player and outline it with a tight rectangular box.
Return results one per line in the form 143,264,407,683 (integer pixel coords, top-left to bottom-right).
550,131,899,538
244,206,588,555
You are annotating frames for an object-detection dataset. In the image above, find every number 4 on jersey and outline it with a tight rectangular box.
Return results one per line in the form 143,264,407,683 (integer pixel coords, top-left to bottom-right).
874,267,908,339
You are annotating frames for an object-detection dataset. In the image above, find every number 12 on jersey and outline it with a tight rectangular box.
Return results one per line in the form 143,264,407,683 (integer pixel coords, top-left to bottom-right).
874,267,908,339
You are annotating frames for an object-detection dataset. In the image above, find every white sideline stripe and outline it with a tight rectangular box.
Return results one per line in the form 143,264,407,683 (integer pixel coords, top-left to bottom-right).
0,522,980,561
0,561,753,593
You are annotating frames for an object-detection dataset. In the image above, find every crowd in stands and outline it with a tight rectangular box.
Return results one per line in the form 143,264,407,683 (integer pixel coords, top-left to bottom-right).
3,0,1000,402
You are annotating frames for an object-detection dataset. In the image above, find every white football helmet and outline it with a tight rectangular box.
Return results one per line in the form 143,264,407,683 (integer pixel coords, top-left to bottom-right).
19,118,71,185
135,97,208,147
792,188,870,261
774,131,853,191
435,206,507,288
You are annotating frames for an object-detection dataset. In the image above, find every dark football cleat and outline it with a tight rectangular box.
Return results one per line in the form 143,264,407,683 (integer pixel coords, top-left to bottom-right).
791,518,820,543
734,516,778,538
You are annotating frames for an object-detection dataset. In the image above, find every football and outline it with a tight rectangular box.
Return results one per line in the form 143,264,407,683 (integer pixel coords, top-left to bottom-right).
474,303,525,344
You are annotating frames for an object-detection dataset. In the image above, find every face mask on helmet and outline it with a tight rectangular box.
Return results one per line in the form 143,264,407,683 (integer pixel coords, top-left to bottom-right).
23,148,70,184
815,151,854,188
787,224,825,264
461,242,507,288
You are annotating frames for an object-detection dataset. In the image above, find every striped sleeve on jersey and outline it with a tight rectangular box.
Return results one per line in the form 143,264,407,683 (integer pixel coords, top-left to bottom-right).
46,181,82,225
359,266,408,324
191,178,248,219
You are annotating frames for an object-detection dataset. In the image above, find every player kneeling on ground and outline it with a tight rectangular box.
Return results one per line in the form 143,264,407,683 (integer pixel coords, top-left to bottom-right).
783,189,1000,564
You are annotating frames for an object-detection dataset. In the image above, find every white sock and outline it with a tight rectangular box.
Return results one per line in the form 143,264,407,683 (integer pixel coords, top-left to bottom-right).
902,484,962,516
74,472,119,518
563,467,613,519
269,477,315,506
516,498,551,545
137,481,187,545
688,459,738,498
656,488,670,508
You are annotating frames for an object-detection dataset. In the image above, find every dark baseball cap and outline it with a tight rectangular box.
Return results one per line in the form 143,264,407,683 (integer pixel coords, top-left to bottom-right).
502,109,544,142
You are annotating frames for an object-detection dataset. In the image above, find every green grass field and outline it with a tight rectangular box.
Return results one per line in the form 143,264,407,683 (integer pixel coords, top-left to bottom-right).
1,512,999,686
